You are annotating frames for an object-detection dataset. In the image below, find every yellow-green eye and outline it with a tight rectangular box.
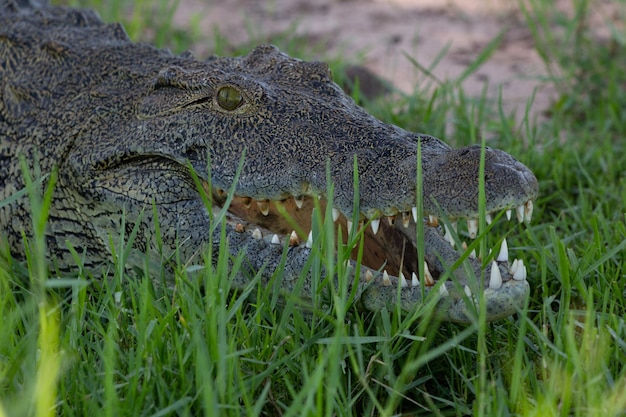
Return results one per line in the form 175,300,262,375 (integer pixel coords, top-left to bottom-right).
217,86,243,111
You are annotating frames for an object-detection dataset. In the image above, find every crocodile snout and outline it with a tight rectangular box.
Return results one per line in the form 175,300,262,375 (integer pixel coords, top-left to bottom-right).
421,144,539,219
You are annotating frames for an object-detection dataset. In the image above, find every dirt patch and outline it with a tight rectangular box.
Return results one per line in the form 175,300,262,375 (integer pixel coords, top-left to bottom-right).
173,0,558,122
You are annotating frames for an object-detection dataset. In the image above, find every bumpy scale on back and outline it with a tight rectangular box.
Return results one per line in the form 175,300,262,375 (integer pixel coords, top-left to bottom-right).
0,1,538,322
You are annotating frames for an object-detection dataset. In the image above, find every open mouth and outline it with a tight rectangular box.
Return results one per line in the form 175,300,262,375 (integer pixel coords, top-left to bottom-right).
208,183,533,316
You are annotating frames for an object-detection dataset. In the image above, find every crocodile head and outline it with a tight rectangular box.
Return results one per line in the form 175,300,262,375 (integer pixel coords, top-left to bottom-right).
61,43,538,322
1,5,537,323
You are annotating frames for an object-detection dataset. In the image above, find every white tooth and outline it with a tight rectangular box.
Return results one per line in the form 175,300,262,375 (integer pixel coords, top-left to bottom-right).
271,234,280,245
506,209,512,221
382,270,392,286
332,208,341,222
252,228,262,239
513,260,526,281
411,272,419,287
399,272,408,288
511,259,520,274
424,262,435,286
371,218,380,235
497,238,509,262
467,219,478,239
464,285,472,297
305,231,313,248
489,261,503,289
486,213,493,225
289,230,300,246
294,195,304,209
428,214,439,226
386,216,395,226
516,205,525,223
347,220,353,232
463,242,477,260
401,212,411,228
365,270,374,282
439,284,449,296
444,225,455,247
412,206,418,223
524,200,534,223
257,200,270,216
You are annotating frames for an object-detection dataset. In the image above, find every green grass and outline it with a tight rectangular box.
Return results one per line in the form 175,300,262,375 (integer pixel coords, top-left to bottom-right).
2,0,626,415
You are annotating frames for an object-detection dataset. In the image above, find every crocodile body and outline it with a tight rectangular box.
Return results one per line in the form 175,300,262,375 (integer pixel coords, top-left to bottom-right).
0,1,538,322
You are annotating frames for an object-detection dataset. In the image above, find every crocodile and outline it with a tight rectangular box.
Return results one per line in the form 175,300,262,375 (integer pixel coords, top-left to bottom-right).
0,1,538,323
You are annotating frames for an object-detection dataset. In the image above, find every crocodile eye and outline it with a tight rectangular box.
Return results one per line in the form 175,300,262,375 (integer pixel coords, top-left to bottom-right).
217,86,243,111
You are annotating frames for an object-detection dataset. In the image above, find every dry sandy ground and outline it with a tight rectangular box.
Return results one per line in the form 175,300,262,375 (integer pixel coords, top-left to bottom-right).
172,0,562,123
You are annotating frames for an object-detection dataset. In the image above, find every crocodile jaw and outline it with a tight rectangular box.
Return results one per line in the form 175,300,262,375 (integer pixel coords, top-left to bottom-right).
210,187,533,323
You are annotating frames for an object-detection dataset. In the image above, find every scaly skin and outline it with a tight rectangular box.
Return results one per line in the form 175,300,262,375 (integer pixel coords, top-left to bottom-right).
0,2,538,322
